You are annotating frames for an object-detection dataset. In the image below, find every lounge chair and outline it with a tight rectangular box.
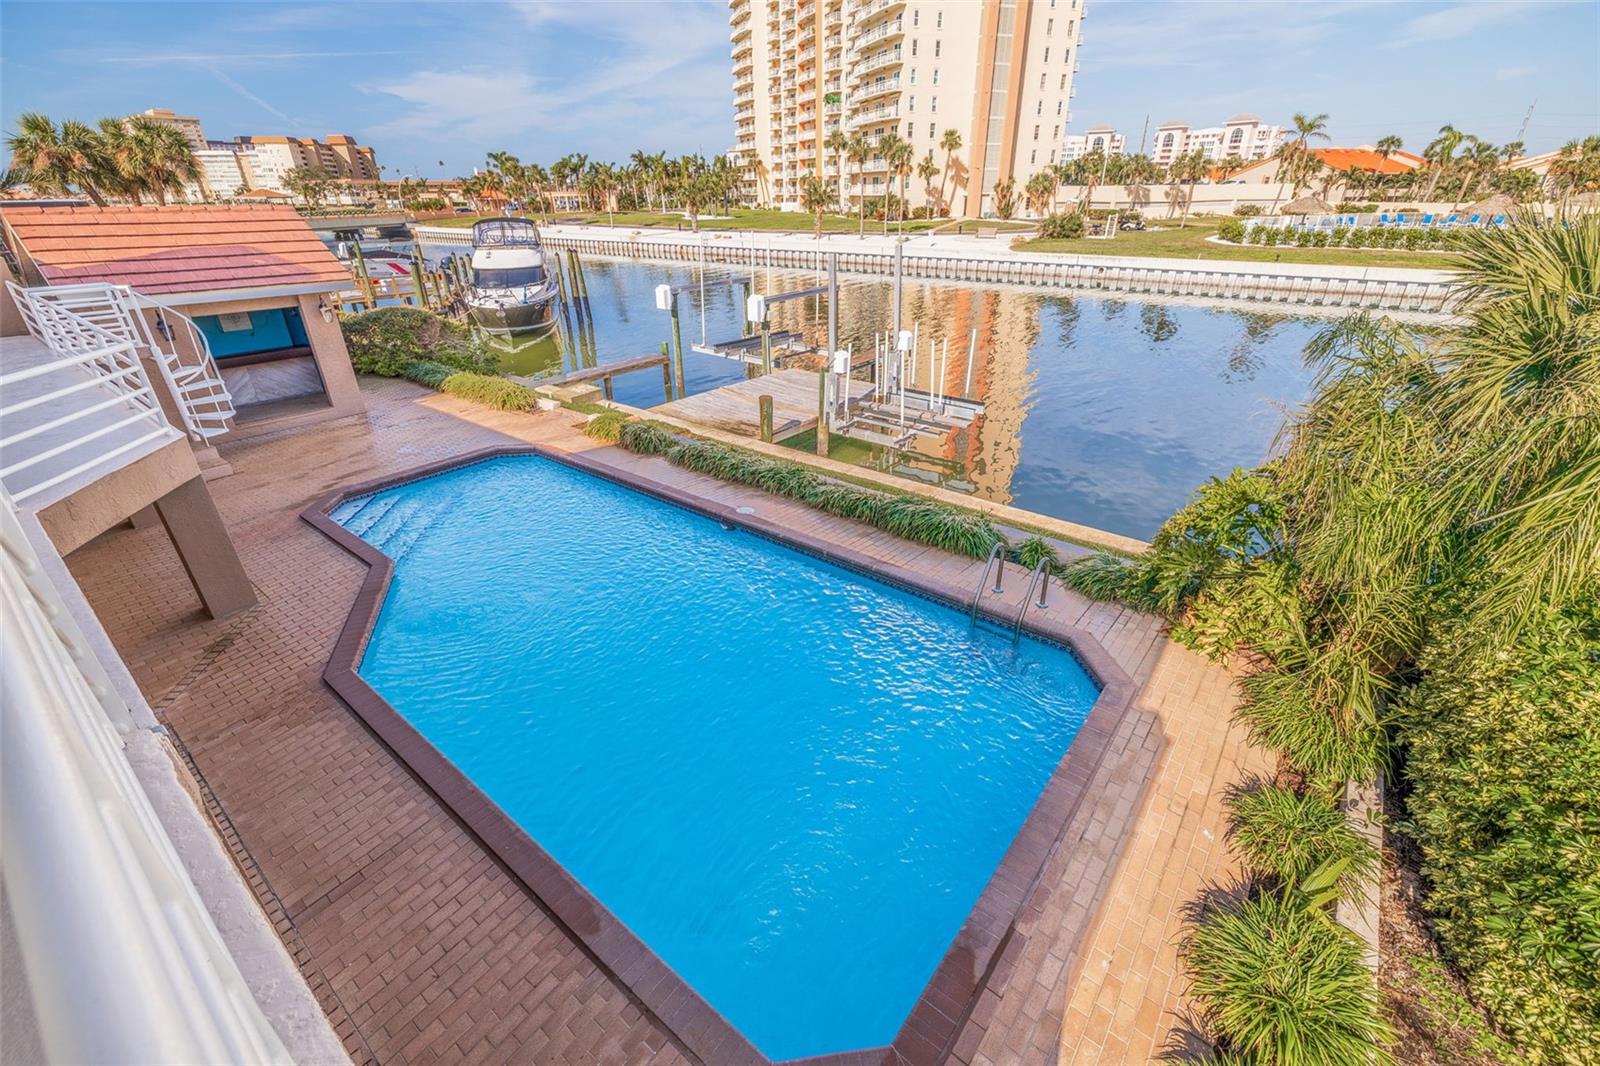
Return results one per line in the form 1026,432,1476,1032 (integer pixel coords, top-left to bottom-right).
1395,213,1408,226
1491,214,1506,226
1467,214,1482,225
1378,213,1392,226
1420,214,1434,226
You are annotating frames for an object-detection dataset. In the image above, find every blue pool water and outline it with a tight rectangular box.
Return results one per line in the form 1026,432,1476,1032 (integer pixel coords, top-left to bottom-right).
335,456,1099,1059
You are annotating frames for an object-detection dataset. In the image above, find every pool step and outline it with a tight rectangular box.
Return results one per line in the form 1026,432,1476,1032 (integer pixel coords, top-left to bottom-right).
328,493,374,525
375,493,461,561
342,495,402,538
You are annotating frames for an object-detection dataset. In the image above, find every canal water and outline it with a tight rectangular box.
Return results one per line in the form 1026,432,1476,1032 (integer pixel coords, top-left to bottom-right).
414,244,1322,540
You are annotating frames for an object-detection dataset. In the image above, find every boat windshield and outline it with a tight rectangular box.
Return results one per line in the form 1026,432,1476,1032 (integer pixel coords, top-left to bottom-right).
474,265,546,288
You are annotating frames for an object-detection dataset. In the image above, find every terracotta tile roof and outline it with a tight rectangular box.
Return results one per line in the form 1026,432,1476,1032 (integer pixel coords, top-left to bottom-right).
1309,147,1416,175
0,204,352,297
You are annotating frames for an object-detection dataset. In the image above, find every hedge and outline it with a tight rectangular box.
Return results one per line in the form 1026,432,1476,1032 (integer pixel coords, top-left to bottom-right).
610,419,1003,558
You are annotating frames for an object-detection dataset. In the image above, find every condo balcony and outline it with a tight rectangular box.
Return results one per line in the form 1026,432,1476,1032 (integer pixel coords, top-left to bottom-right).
851,16,903,47
851,0,905,31
855,73,900,102
732,40,752,60
847,102,900,127
850,45,902,78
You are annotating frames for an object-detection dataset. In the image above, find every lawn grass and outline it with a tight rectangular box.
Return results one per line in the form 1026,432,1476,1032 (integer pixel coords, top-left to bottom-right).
424,211,588,228
1016,217,1466,270
581,207,958,234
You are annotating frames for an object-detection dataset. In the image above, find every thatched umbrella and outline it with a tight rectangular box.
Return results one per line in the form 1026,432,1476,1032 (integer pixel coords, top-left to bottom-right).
1280,195,1334,215
1466,192,1515,218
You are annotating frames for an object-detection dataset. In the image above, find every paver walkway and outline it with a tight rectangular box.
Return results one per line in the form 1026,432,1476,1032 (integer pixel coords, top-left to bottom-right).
66,377,1267,1064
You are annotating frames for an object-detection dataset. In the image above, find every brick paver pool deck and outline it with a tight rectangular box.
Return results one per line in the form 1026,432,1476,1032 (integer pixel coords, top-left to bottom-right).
67,378,1268,1065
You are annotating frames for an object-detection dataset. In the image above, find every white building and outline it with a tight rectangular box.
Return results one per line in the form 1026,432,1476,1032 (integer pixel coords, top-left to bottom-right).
1151,113,1285,165
1062,124,1125,161
730,0,1085,217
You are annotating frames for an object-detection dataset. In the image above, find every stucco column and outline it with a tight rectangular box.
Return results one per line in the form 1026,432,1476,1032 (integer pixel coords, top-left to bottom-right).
296,293,365,418
153,476,256,620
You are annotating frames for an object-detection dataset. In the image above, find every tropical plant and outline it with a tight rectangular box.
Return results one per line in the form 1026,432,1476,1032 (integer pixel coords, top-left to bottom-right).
916,150,941,214
992,176,1017,220
1038,211,1085,240
1015,535,1059,571
581,410,629,443
5,112,112,204
824,128,850,211
1182,889,1393,1066
938,128,963,214
283,164,335,207
1225,783,1378,901
846,133,871,235
799,175,831,238
1398,599,1600,1063
110,116,200,204
342,307,496,376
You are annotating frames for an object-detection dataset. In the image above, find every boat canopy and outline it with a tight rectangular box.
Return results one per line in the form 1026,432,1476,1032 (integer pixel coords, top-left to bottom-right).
470,218,542,248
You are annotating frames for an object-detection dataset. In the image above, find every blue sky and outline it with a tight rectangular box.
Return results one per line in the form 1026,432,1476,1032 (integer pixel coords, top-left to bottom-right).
2,0,1595,178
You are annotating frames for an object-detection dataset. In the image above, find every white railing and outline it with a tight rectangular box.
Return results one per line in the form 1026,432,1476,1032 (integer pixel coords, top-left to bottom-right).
10,282,236,441
0,488,292,1065
0,295,181,506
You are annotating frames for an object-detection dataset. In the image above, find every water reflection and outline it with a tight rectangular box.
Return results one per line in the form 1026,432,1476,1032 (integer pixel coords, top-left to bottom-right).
418,243,1320,539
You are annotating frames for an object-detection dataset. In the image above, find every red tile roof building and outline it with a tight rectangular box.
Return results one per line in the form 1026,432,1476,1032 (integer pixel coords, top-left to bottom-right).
0,204,351,298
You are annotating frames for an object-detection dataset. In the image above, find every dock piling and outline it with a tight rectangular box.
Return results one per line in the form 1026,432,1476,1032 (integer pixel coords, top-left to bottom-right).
759,394,774,443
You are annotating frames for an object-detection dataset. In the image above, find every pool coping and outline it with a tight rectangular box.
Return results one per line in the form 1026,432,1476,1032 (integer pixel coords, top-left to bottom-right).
302,443,1141,1066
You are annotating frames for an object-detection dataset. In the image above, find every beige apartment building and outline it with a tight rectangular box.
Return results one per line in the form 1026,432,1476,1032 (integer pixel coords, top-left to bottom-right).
137,107,208,151
730,0,1083,218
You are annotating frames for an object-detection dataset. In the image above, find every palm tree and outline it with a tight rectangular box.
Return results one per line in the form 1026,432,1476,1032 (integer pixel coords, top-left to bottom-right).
1169,149,1210,227
938,128,962,215
845,133,871,236
1024,170,1055,217
6,113,111,204
117,116,200,205
799,176,831,238
1077,146,1106,211
1422,124,1467,202
992,175,1017,219
1374,135,1403,161
824,128,849,211
885,134,914,234
916,151,940,215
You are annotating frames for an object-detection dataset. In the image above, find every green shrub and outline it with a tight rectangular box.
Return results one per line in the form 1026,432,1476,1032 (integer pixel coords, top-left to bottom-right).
617,420,679,455
1056,552,1163,612
342,307,496,376
1336,202,1378,213
1310,230,1329,248
1015,534,1060,571
393,359,456,388
1217,218,1246,243
1039,211,1086,240
437,372,539,411
1234,203,1264,217
1398,601,1600,1063
1226,784,1379,901
1263,228,1280,247
611,424,1003,558
1234,668,1383,787
581,410,628,443
1182,891,1393,1066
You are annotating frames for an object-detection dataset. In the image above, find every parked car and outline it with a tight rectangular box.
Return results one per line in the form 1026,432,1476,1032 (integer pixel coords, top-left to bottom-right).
1118,218,1146,231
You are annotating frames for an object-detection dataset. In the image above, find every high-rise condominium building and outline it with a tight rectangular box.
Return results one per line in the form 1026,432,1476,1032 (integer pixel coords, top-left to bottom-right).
137,108,208,152
1061,124,1124,161
729,0,1084,218
234,135,380,189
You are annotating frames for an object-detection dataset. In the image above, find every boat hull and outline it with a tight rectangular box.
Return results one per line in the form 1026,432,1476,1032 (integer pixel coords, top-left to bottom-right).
467,294,557,335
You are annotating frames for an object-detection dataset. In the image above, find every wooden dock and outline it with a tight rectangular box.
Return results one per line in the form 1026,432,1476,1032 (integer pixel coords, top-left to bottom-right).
652,369,872,440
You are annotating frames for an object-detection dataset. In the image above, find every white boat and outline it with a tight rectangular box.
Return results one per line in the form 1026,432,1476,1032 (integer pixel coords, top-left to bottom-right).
464,219,559,335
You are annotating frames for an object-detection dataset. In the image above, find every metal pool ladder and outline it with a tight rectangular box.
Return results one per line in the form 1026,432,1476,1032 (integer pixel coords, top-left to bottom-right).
1011,560,1051,645
969,543,1006,627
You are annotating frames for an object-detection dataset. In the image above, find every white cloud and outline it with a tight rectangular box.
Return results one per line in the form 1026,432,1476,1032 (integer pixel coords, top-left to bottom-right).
1387,0,1557,47
360,1,733,158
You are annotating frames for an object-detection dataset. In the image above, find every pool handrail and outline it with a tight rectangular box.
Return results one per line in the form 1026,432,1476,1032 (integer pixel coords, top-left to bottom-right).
1012,559,1052,645
968,543,1005,626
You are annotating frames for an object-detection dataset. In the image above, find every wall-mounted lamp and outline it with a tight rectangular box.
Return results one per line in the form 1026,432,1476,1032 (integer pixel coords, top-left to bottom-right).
153,314,173,342
318,295,335,323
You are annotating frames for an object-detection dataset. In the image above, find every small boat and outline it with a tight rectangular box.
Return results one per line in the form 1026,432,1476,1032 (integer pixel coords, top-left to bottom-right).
464,219,558,335
333,240,415,276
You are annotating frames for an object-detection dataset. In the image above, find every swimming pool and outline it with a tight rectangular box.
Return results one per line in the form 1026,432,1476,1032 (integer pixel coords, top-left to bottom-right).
325,453,1103,1061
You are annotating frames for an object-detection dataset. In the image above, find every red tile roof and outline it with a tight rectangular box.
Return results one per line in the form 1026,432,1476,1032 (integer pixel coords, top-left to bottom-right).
0,204,352,297
1309,148,1417,175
